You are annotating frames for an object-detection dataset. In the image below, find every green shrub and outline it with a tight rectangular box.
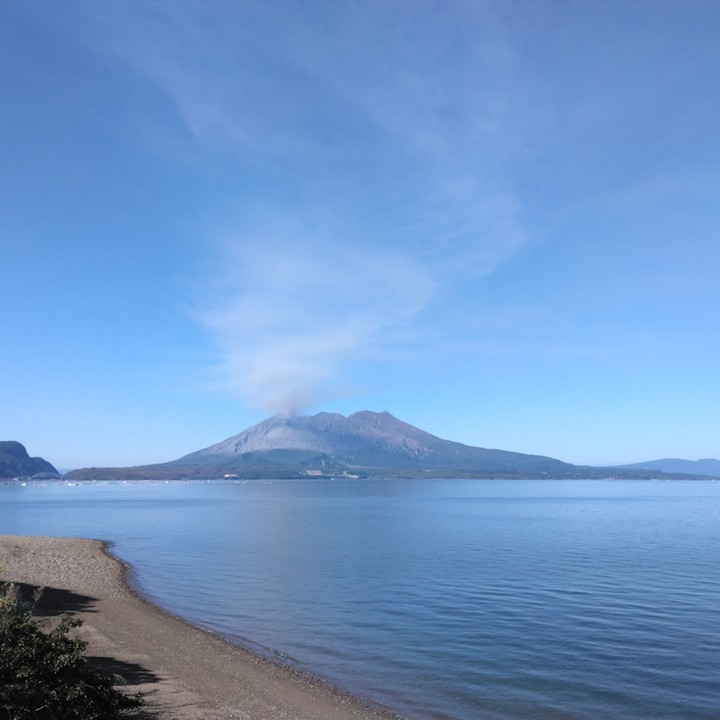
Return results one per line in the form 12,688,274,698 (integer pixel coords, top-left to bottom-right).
0,585,145,719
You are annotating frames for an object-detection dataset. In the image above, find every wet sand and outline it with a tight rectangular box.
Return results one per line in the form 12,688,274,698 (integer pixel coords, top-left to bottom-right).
0,535,403,720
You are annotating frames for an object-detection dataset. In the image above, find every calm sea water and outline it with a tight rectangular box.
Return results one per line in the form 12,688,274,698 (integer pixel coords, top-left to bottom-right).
1,478,719,720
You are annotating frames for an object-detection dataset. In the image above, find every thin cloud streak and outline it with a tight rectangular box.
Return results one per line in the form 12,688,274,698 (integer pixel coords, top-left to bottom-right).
199,230,434,413
85,1,538,413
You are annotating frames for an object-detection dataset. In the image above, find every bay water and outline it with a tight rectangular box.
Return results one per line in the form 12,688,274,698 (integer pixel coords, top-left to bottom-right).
1,478,718,719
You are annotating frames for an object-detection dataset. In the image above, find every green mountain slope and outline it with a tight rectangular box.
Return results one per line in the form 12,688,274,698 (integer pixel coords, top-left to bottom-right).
0,441,59,478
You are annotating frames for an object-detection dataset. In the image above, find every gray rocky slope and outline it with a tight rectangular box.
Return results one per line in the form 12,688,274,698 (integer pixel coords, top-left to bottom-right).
176,410,574,475
65,411,713,480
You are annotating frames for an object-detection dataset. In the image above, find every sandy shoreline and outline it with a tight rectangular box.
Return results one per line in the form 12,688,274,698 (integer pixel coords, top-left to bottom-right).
0,535,403,720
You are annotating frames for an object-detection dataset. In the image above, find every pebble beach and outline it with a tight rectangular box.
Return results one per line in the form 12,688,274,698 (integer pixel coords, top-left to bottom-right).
0,535,401,720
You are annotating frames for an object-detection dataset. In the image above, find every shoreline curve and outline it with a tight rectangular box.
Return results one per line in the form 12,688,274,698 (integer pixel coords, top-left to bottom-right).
0,534,404,720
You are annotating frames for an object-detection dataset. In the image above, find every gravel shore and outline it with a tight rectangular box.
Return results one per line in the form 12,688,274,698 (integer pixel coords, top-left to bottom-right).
0,535,402,720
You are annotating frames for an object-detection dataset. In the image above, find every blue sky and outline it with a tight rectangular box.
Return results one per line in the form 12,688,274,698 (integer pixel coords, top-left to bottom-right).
2,1,719,469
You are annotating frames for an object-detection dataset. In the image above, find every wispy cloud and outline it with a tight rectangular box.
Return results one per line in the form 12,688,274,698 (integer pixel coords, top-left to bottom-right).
83,1,537,413
199,223,434,413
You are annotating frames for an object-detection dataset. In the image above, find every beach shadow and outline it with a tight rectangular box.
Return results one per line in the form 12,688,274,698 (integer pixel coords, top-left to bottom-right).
4,582,163,717
86,656,162,687
11,582,98,616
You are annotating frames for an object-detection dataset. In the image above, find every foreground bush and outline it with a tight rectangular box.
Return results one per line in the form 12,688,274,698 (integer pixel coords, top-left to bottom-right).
0,584,145,720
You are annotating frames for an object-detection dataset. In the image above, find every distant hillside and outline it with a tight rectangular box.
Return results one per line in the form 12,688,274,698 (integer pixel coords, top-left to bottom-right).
64,410,693,481
0,441,59,478
621,458,720,477
176,411,575,476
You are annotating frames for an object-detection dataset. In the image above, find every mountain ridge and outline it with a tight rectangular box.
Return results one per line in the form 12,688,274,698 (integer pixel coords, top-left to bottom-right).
620,457,720,477
63,410,717,481
0,441,59,478
174,410,574,474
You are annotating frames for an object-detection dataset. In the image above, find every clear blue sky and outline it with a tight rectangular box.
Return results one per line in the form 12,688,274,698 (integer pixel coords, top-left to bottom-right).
2,1,719,469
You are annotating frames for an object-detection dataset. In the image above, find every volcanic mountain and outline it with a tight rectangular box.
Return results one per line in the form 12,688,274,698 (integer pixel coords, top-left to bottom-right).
67,410,592,480
177,410,574,474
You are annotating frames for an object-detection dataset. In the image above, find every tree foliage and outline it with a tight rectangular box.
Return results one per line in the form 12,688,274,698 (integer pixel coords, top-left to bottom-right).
0,584,145,720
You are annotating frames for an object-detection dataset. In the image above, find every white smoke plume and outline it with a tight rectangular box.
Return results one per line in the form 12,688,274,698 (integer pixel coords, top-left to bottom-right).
200,229,434,415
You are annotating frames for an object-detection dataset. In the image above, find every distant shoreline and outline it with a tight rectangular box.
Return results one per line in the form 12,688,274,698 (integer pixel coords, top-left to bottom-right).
0,534,403,720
